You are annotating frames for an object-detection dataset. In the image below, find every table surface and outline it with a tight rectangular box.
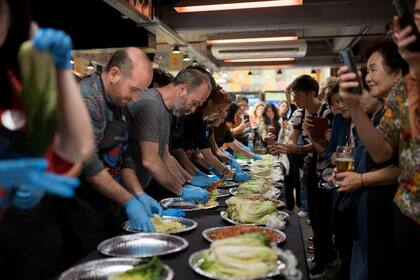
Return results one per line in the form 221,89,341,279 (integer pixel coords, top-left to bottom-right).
58,196,309,280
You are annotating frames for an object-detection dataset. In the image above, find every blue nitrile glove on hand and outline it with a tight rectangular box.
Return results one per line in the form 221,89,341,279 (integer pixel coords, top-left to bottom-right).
136,193,163,216
223,150,235,160
180,185,209,204
209,167,223,179
33,28,73,70
228,158,240,170
191,171,212,188
12,184,44,209
234,171,252,182
240,143,254,153
162,209,186,217
124,197,155,232
253,154,262,160
208,174,220,182
0,158,80,198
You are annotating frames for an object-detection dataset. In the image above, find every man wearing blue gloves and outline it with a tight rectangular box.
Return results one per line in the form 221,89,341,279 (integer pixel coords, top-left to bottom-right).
127,67,211,203
58,48,163,265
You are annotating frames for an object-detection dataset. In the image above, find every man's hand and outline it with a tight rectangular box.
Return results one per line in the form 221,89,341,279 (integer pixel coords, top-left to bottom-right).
268,143,298,155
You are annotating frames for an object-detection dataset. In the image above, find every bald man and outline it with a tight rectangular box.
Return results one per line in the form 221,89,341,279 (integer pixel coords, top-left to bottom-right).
59,48,157,265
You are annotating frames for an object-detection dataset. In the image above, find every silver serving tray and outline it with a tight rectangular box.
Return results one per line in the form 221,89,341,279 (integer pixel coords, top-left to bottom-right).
122,216,198,234
202,225,286,244
58,258,174,280
216,188,231,198
220,211,289,226
160,197,219,211
189,249,290,280
97,233,189,258
229,187,281,199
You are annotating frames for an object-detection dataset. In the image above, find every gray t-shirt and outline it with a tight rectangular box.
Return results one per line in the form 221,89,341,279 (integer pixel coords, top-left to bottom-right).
126,88,172,188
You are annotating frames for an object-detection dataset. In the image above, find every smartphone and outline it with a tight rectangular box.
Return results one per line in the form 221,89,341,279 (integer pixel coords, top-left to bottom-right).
339,48,363,94
268,126,275,134
243,114,250,122
308,117,329,139
393,0,420,52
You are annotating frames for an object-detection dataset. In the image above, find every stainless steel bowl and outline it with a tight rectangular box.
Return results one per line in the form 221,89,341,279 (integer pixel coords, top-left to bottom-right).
160,197,219,211
58,257,174,280
97,233,189,258
122,216,198,234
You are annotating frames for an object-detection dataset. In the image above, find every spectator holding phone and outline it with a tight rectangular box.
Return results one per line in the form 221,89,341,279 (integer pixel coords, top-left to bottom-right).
259,103,280,144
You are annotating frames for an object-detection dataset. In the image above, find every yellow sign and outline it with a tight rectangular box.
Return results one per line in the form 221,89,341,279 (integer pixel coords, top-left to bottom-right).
168,53,183,70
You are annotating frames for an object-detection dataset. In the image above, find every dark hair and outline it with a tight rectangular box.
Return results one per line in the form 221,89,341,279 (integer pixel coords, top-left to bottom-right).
105,49,133,76
326,82,340,108
290,74,319,97
237,97,249,104
149,68,173,88
186,63,216,90
226,102,240,124
366,40,409,76
278,100,290,116
0,0,32,107
262,103,280,134
173,68,211,92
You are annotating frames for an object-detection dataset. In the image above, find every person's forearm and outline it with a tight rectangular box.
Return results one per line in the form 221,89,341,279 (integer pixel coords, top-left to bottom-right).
121,168,144,196
230,125,244,136
216,149,230,163
172,149,199,175
201,148,234,177
350,105,393,163
164,153,187,186
228,141,253,158
143,157,183,195
54,70,94,163
86,169,133,205
363,165,400,187
173,157,193,181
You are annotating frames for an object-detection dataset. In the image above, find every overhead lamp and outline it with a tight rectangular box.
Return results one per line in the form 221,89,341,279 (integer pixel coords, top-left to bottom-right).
277,69,283,74
183,54,191,61
248,71,253,75
172,46,181,54
207,36,298,45
192,57,198,63
224,57,295,63
87,61,95,71
175,0,303,13
70,59,74,65
311,69,317,74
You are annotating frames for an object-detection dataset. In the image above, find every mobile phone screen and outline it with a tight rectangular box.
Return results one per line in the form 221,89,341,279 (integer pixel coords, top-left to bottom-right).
243,114,250,122
339,48,362,94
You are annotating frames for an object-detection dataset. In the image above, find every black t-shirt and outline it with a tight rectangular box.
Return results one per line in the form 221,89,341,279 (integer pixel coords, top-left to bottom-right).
170,112,211,151
213,122,235,147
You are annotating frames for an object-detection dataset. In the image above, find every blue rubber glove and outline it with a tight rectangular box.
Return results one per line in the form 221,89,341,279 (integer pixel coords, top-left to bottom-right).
0,159,47,189
208,174,220,182
253,154,262,160
234,171,252,182
180,185,209,204
240,143,254,153
25,171,80,198
208,167,223,179
12,184,44,209
228,158,240,170
162,209,186,217
124,197,155,232
136,193,163,216
191,171,212,188
223,150,235,160
33,28,73,69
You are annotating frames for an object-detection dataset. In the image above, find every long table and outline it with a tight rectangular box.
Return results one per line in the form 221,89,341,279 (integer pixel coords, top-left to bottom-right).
60,196,309,280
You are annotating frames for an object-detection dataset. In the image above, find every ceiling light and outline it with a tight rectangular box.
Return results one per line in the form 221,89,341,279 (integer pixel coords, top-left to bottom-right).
248,71,253,75
70,59,74,65
175,0,303,13
172,46,181,54
183,54,191,61
311,69,317,74
224,57,295,63
277,69,283,74
192,57,198,63
207,36,298,45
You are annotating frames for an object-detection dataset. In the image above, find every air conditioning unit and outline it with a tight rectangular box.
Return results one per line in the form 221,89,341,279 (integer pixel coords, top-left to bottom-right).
211,40,307,60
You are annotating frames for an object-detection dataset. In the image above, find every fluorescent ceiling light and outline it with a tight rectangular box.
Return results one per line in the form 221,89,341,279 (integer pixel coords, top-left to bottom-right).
224,57,295,62
207,36,298,45
174,0,303,13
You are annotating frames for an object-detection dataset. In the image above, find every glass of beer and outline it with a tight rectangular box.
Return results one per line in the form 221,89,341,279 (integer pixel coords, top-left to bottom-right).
321,146,353,190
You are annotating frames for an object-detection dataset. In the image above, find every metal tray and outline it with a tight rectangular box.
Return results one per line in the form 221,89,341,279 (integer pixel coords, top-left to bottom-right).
202,225,286,244
97,233,188,258
122,216,198,234
220,211,289,226
58,258,174,280
160,197,219,211
189,249,289,280
216,188,231,198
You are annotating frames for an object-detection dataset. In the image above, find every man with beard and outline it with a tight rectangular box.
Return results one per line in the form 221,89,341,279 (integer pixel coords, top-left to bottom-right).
127,67,211,202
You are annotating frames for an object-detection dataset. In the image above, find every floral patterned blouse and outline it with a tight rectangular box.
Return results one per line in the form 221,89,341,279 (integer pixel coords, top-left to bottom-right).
380,74,420,225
